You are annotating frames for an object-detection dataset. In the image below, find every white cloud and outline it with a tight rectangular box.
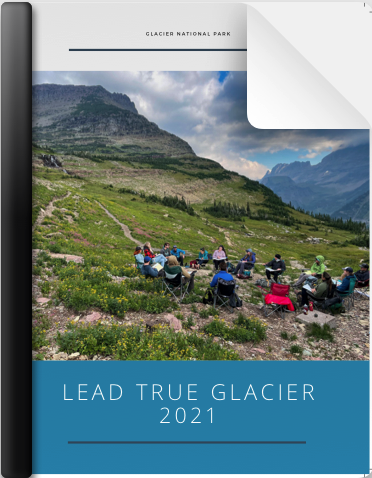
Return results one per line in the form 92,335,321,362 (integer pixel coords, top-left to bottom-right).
32,71,369,176
222,157,270,180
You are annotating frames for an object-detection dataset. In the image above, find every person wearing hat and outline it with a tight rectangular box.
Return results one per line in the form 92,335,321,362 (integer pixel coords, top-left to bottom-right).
355,263,369,282
140,256,159,278
265,254,286,283
233,248,256,276
293,255,326,287
336,267,356,293
133,245,145,269
170,245,186,266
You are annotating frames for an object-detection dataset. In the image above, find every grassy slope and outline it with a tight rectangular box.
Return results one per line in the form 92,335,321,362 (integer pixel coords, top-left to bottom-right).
32,148,367,276
32,147,370,362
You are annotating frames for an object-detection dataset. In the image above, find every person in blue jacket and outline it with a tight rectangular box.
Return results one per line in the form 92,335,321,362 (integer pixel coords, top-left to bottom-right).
141,256,158,278
233,249,256,275
210,261,234,288
170,244,186,266
336,267,356,293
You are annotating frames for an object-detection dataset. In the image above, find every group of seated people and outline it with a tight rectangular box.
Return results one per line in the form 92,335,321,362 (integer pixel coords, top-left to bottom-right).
134,242,185,274
133,242,195,289
134,242,285,284
133,242,369,308
293,256,370,307
159,242,186,266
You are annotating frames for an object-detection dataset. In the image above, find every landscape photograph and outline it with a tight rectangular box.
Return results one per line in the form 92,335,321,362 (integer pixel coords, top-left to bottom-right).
32,71,370,362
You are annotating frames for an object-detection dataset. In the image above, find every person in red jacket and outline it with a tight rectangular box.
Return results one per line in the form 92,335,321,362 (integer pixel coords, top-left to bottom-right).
143,241,166,267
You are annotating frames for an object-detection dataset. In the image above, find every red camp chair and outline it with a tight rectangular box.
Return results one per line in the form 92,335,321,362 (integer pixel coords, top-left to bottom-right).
354,279,369,301
258,283,293,319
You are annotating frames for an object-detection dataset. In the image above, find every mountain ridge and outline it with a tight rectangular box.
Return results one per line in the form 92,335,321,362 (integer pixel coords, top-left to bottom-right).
32,84,195,158
261,144,369,222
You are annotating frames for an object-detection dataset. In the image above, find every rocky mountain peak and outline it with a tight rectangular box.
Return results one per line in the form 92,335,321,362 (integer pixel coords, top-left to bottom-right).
32,83,195,158
32,84,138,115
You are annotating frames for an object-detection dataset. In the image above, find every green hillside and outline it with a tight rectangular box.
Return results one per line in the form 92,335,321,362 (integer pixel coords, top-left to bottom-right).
32,147,370,363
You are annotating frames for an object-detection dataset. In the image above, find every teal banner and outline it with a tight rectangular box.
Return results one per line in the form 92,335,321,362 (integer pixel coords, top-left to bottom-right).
33,361,369,474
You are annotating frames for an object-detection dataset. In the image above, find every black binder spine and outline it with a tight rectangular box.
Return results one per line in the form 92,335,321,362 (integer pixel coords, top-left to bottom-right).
1,3,32,477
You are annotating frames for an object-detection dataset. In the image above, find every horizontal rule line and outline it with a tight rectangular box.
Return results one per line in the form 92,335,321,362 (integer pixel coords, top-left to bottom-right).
68,441,306,445
69,49,247,52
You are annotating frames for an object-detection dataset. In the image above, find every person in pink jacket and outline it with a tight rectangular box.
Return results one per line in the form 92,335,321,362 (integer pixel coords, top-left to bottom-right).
212,245,227,270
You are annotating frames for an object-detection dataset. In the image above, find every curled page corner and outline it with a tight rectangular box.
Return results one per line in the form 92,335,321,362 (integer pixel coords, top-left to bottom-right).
246,4,370,130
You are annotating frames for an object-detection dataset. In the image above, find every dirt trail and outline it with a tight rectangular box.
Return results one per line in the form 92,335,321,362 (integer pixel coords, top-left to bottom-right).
96,201,143,247
96,201,194,255
33,191,71,232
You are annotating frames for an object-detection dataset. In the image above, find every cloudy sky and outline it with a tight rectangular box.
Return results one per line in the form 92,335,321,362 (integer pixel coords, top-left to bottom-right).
33,71,369,180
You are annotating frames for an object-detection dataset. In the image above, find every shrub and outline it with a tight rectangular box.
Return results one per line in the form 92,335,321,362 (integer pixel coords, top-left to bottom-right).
56,261,177,316
281,331,289,340
41,281,50,296
208,307,219,317
33,266,42,276
32,313,50,350
49,243,61,253
146,193,195,216
199,308,210,319
34,353,46,361
204,200,249,221
289,344,303,355
204,315,267,344
306,323,334,342
183,316,196,330
204,319,250,343
350,232,369,248
199,306,218,318
234,314,267,342
56,322,240,361
181,292,203,304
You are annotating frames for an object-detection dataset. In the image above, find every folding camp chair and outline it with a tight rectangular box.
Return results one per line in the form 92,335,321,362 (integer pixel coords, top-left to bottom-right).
213,278,238,313
246,263,255,279
199,253,213,268
337,277,357,311
309,282,335,310
354,279,369,301
313,296,342,313
162,271,191,303
258,282,292,319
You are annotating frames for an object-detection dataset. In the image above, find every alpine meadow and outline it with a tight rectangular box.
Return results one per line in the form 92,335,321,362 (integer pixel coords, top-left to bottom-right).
32,79,370,363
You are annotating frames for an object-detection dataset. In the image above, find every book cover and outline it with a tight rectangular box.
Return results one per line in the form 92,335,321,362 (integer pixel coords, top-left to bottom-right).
1,2,371,476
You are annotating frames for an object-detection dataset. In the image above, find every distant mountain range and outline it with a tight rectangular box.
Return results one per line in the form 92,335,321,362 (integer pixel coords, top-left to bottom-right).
261,144,369,223
32,84,195,157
